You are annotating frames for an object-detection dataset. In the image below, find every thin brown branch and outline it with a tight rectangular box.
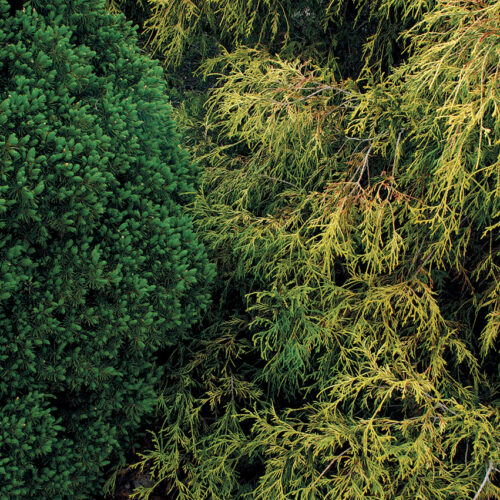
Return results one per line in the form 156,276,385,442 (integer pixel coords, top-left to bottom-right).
310,448,352,489
349,143,374,195
392,128,405,177
422,392,458,416
260,174,300,189
473,460,494,500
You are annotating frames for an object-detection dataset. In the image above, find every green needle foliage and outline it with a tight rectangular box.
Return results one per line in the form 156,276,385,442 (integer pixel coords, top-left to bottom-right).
0,0,212,497
115,0,499,498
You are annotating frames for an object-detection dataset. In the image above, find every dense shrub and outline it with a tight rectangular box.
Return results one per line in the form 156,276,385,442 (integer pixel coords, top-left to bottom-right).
0,0,212,497
119,1,500,499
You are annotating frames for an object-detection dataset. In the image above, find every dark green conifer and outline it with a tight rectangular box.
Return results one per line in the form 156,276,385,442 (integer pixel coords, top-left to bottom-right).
0,0,212,497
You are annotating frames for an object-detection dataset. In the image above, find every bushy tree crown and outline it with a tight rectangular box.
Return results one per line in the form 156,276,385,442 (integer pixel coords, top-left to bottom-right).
0,0,212,497
118,0,500,499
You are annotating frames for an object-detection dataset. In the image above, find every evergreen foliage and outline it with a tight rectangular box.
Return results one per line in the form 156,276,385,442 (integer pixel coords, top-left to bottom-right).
118,0,499,498
0,0,212,497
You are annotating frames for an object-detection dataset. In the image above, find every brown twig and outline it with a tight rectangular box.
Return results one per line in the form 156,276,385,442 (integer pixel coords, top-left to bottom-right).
422,392,458,416
349,143,374,195
392,128,405,177
473,460,494,500
260,174,300,189
310,448,352,489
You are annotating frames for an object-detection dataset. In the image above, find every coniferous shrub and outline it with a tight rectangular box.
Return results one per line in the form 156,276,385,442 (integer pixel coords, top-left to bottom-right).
118,1,500,499
0,0,212,497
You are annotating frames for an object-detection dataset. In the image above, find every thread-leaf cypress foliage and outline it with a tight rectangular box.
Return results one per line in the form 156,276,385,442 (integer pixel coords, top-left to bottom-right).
116,0,499,498
0,0,212,497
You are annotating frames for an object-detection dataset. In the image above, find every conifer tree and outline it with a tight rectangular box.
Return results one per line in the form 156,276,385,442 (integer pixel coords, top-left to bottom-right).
0,0,212,497
117,0,499,498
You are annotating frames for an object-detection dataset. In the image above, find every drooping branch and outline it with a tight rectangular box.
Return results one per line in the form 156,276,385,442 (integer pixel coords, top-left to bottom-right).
310,448,352,489
473,460,494,500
